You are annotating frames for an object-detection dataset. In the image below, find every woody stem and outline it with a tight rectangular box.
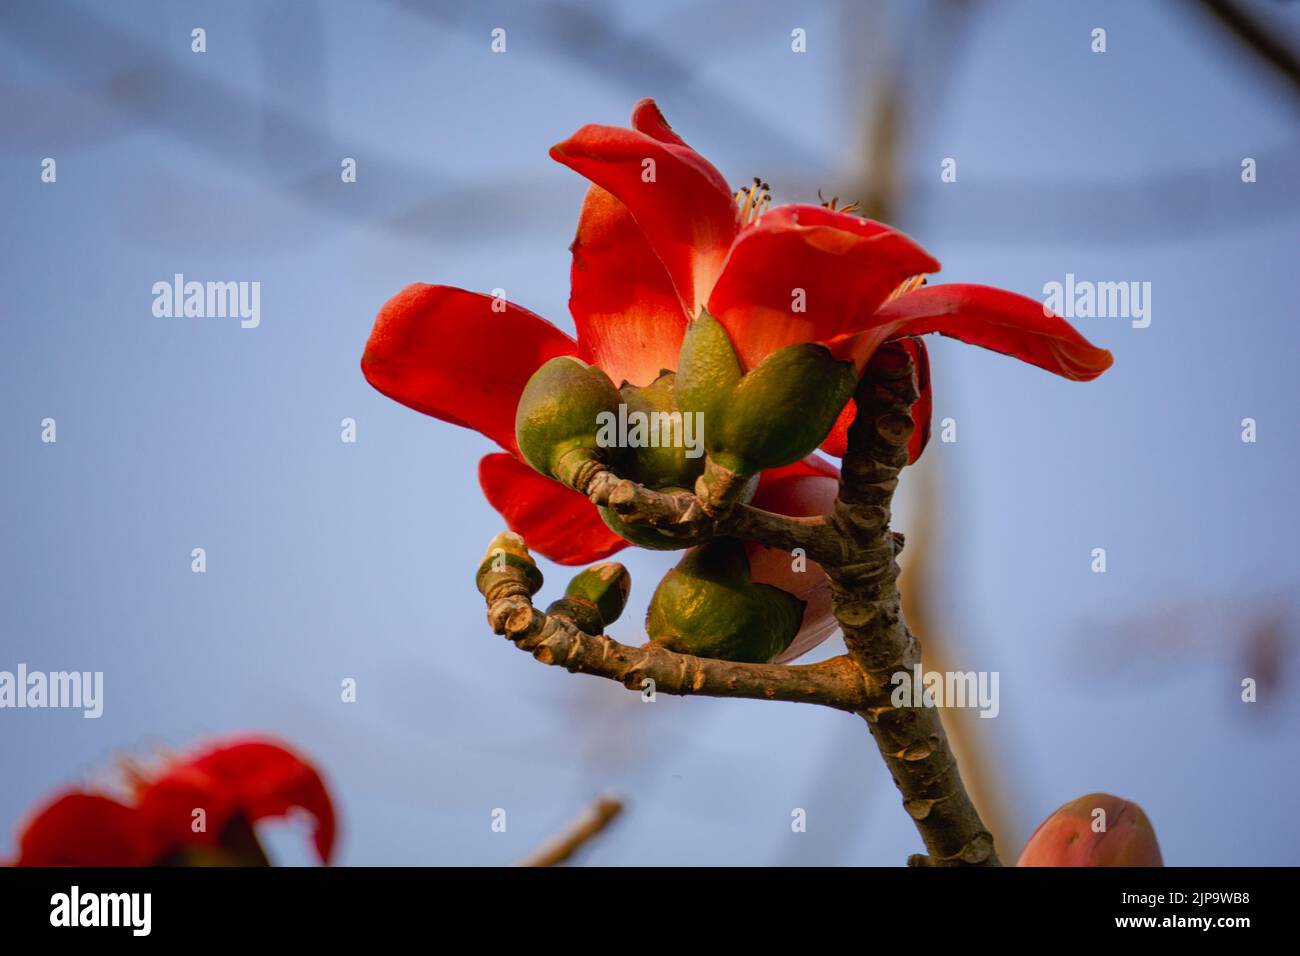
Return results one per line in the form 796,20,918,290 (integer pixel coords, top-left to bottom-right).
829,342,999,866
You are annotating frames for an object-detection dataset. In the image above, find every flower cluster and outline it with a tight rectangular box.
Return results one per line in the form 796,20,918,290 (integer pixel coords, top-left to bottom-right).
361,99,1110,665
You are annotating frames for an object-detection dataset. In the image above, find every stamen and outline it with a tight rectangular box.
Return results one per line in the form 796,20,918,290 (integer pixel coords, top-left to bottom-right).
885,274,928,303
735,177,773,226
818,191,861,215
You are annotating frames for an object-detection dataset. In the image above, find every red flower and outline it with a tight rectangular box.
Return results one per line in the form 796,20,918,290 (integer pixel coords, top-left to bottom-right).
363,98,1110,566
10,737,336,866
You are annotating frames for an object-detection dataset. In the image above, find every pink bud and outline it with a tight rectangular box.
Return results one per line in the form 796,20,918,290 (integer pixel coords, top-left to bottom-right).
1017,793,1163,867
746,473,840,663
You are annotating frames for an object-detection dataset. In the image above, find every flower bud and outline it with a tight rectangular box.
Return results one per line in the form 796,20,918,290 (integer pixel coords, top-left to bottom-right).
646,537,805,663
545,562,631,634
1017,793,1163,867
475,531,543,600
675,312,856,476
515,356,623,487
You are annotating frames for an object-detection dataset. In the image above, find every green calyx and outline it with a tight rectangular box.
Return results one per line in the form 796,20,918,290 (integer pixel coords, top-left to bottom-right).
476,531,543,599
515,356,623,488
545,562,632,634
617,371,705,490
645,537,805,664
595,371,706,551
675,311,856,476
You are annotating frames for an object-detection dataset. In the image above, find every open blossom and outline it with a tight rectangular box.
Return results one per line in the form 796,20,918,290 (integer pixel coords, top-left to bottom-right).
10,737,335,866
362,98,1110,661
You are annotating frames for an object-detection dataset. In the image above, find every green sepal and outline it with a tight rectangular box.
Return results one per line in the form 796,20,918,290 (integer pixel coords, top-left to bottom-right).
616,371,706,491
716,342,856,472
515,356,623,486
675,311,856,476
675,310,742,428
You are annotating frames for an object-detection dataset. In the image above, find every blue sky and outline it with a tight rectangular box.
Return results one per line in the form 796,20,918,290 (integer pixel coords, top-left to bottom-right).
2,0,1298,865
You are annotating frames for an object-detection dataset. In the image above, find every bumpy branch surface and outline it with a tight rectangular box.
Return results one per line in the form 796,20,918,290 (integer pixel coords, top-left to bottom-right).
828,344,998,866
475,341,998,866
577,468,848,567
483,583,876,710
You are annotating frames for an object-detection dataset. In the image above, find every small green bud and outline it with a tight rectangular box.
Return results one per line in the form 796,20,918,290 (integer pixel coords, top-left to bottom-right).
676,311,856,476
515,356,622,487
546,562,631,634
645,538,804,663
476,531,543,599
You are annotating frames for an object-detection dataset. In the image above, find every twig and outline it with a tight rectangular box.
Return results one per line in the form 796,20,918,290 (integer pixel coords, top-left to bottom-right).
516,795,625,867
484,591,877,712
579,469,847,567
1195,0,1300,103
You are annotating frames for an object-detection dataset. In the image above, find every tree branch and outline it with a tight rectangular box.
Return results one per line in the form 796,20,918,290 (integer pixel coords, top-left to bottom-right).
516,795,625,867
579,466,847,566
482,588,877,711
1195,0,1300,104
828,343,999,866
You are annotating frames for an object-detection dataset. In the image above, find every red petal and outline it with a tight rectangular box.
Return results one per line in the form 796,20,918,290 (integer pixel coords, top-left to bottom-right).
840,284,1113,381
14,792,156,866
362,284,578,456
479,454,628,565
748,468,842,663
163,738,338,865
756,453,841,485
570,185,687,387
819,402,853,459
707,205,940,371
135,763,238,858
550,109,738,317
630,98,688,146
818,338,930,464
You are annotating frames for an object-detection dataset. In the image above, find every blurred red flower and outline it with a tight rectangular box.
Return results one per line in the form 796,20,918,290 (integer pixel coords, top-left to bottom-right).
10,737,335,867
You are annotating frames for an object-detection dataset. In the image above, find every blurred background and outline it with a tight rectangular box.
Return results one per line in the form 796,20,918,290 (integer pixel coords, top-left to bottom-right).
2,0,1298,865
